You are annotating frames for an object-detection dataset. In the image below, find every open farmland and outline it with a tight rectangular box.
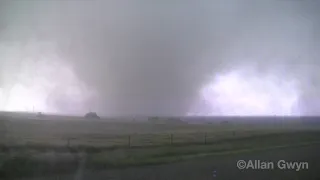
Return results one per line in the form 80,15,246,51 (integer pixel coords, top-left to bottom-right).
20,143,320,180
1,114,320,179
0,114,316,148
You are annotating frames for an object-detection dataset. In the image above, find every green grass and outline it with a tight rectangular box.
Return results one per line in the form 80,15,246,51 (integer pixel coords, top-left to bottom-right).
1,131,320,179
1,118,314,148
1,118,320,179
86,131,320,169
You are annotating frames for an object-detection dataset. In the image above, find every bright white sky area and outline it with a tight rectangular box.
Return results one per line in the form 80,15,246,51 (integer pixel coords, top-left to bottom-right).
0,0,320,116
0,41,96,114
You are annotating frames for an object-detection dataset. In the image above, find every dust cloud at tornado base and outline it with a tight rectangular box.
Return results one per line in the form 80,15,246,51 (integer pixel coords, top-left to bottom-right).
0,1,319,116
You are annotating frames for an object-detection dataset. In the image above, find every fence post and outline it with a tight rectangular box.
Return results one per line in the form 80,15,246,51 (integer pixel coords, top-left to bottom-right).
67,138,71,147
128,135,131,147
204,132,207,145
170,134,173,145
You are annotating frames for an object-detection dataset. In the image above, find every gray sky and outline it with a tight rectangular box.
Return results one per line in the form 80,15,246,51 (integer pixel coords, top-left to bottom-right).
0,0,320,116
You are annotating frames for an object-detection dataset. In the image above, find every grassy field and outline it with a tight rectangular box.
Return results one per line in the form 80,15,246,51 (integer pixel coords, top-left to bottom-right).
0,115,320,179
0,116,314,147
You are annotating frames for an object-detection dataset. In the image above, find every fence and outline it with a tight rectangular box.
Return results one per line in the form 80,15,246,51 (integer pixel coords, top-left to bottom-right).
61,130,271,148
2,129,283,148
63,133,210,148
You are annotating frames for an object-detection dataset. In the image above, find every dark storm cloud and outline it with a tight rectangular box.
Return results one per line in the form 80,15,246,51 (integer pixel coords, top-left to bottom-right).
1,0,320,115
